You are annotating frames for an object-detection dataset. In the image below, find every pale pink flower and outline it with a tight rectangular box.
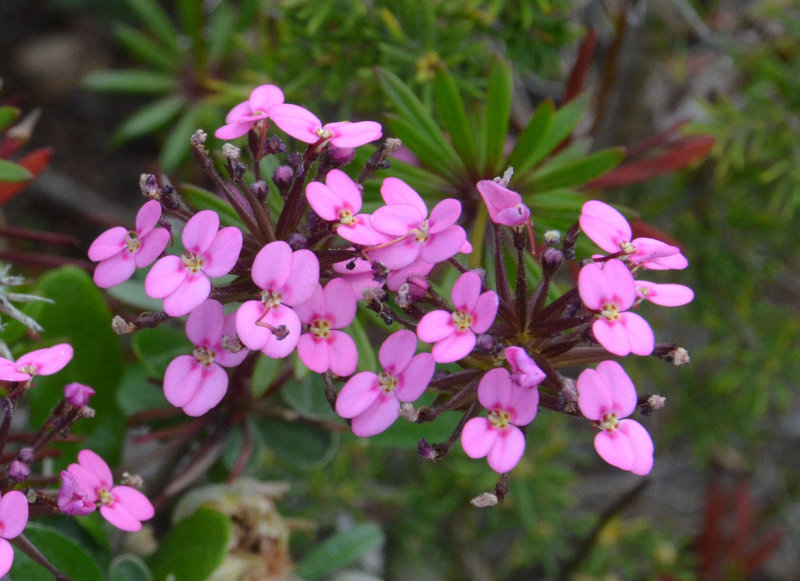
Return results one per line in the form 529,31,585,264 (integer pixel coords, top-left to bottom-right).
306,169,384,245
367,178,467,270
417,271,498,363
236,241,319,358
476,179,531,227
165,299,249,416
59,449,155,532
461,368,539,473
270,103,382,148
577,361,654,475
88,200,170,289
145,210,242,317
579,259,654,356
294,278,358,376
214,84,285,140
336,330,434,437
0,490,28,577
635,280,694,307
504,347,545,388
64,382,95,407
580,200,688,270
0,343,73,382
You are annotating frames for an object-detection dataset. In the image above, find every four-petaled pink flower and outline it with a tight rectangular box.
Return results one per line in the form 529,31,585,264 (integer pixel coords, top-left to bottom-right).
236,241,319,358
306,169,383,245
417,271,498,363
504,347,545,388
580,200,688,270
270,103,382,148
367,178,467,270
577,361,654,475
335,330,434,437
0,343,73,382
294,278,358,376
64,382,95,407
145,210,242,317
635,280,695,307
59,449,155,532
579,259,654,356
0,490,28,577
88,200,170,288
215,84,285,140
461,368,539,473
476,179,531,227
165,299,249,417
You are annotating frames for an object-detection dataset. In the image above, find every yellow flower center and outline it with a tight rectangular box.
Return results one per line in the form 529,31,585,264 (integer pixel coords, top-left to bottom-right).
316,128,333,140
411,220,430,243
600,302,620,321
125,231,140,253
310,319,331,340
181,252,205,273
338,209,355,226
599,412,619,432
378,371,398,394
451,310,473,332
18,364,36,375
98,487,114,506
262,289,282,309
193,346,216,367
620,240,635,255
488,409,511,430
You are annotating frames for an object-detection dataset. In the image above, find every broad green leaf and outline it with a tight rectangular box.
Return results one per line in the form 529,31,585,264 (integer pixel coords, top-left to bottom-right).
295,523,386,580
104,275,164,312
149,508,233,581
179,183,247,228
0,159,32,182
110,555,154,581
250,354,283,399
83,70,176,94
530,148,624,191
281,368,338,420
10,524,105,581
113,24,180,72
159,106,202,172
132,326,191,378
112,95,185,146
483,59,513,171
505,99,555,174
385,115,463,183
116,364,169,415
255,416,338,469
434,68,477,168
0,106,20,131
125,0,181,55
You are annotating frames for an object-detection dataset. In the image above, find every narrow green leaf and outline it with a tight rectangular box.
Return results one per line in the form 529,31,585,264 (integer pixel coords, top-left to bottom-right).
177,0,203,48
295,524,386,580
113,24,180,72
208,2,237,64
434,67,477,168
530,148,624,191
179,183,247,228
83,70,176,94
505,99,555,175
483,59,513,172
0,106,20,131
159,106,201,171
0,159,32,182
385,115,463,183
125,0,181,55
149,508,233,581
365,159,450,202
111,96,185,145
10,524,105,581
110,555,155,581
530,95,589,166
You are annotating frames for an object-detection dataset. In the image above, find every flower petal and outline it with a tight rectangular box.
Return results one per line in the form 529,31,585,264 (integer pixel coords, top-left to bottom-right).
77,449,113,489
416,310,454,343
394,353,435,403
327,330,358,376
252,241,293,291
431,330,475,363
181,364,228,416
327,120,383,148
111,485,155,522
450,271,481,311
185,299,224,347
619,312,655,356
595,360,637,418
270,104,321,143
350,394,399,437
182,210,219,254
161,273,211,317
486,426,525,473
0,490,28,539
163,355,201,408
202,226,242,278
336,372,380,418
378,329,417,374
617,419,654,475
461,417,495,459
88,227,127,261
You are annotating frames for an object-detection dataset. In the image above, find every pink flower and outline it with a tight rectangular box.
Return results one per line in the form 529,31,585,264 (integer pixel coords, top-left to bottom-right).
64,382,95,407
59,449,155,532
476,179,531,227
335,330,434,437
578,259,654,356
0,343,73,382
0,490,28,577
331,256,382,300
306,169,384,245
504,347,545,388
214,84,285,140
165,299,249,416
461,368,539,473
270,103,382,148
145,210,242,317
236,241,319,358
580,200,688,270
294,278,358,376
417,271,498,363
635,280,694,307
577,361,654,475
88,200,170,288
367,178,467,270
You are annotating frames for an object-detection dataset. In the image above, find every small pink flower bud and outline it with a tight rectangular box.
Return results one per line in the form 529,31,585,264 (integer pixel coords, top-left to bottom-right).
8,460,29,482
64,382,95,407
17,448,34,463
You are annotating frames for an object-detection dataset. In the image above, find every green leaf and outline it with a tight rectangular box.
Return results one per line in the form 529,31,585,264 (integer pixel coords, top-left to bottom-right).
434,67,477,168
505,99,555,175
281,370,337,420
255,417,338,469
179,183,247,228
365,158,450,202
110,555,154,581
10,524,105,581
295,523,386,580
385,115,462,183
112,96,185,146
177,0,204,48
113,24,180,72
483,59,513,172
208,2,237,64
0,159,32,182
116,364,169,415
83,70,176,94
159,106,201,172
0,105,20,131
149,508,233,581
530,148,624,191
530,95,589,166
125,0,181,55
132,326,191,378
250,354,283,399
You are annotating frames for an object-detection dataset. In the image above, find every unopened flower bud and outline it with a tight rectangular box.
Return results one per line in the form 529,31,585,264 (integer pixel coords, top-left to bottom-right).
191,129,207,149
383,138,403,157
139,174,159,199
475,333,496,353
265,135,285,155
418,438,438,461
17,447,34,463
8,460,30,482
112,315,136,335
671,347,690,366
221,143,241,161
541,247,563,275
272,165,294,188
398,403,417,422
121,472,144,489
250,180,268,200
80,406,96,418
471,492,499,508
64,382,95,407
286,233,307,250
648,394,666,410
543,230,561,246
329,147,356,165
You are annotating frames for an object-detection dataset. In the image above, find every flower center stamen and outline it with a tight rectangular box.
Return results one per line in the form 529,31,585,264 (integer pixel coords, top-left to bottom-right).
600,302,620,321
620,240,635,255
193,346,216,367
181,252,205,273
310,318,331,340
18,364,36,375
599,412,619,432
261,289,282,309
338,209,355,226
97,487,114,506
488,409,511,430
125,231,140,253
378,371,398,394
451,310,473,332
316,128,333,140
412,220,430,243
